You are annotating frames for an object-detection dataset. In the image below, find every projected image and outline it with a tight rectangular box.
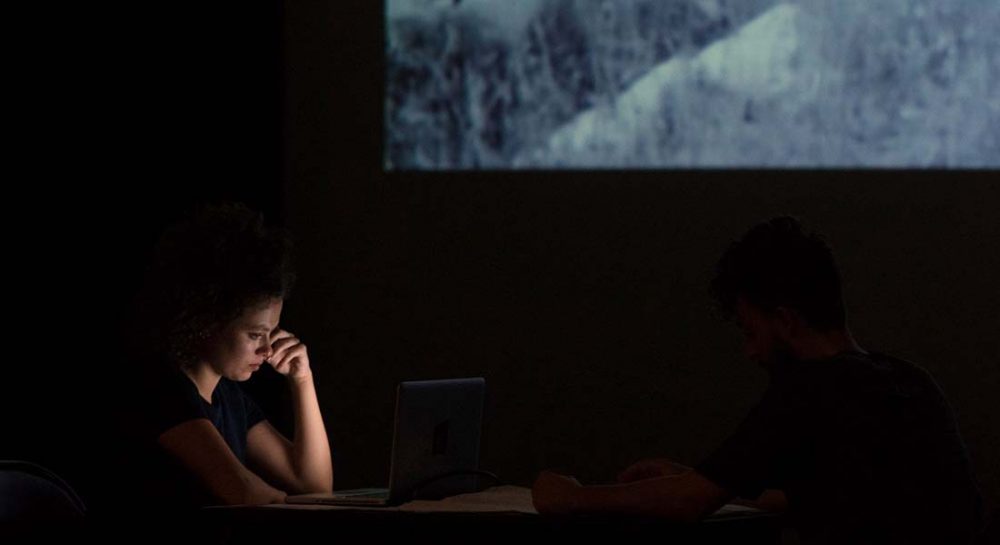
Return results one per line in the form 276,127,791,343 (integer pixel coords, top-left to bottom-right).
385,0,1000,169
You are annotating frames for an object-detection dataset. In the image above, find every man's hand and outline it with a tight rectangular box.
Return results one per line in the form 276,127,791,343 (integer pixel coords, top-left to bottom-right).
617,458,691,483
531,470,582,515
266,329,312,382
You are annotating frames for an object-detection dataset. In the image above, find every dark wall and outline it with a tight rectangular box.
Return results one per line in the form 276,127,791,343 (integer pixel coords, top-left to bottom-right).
5,1,995,528
281,0,999,517
4,2,285,509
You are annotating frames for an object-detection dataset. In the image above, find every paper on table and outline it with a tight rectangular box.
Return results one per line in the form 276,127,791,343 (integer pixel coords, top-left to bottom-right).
399,486,763,517
711,503,764,516
400,485,537,514
250,486,762,517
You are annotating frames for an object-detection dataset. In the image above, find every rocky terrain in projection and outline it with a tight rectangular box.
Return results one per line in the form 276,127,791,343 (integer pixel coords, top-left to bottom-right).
385,0,1000,169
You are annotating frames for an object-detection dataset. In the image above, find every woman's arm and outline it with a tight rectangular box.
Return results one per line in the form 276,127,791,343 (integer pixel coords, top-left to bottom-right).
246,376,333,494
288,373,334,492
246,329,333,494
159,419,287,505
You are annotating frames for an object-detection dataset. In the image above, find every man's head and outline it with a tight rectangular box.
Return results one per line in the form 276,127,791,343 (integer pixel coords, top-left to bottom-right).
711,217,847,365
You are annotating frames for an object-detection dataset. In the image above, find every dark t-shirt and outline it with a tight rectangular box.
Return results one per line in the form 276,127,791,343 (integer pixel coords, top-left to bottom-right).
120,367,267,509
141,370,266,462
696,351,984,544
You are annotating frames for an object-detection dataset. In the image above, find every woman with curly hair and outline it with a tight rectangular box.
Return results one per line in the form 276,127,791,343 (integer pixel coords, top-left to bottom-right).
126,202,332,507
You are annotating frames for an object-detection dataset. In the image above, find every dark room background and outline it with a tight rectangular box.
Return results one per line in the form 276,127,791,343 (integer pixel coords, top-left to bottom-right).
5,0,997,527
285,0,999,516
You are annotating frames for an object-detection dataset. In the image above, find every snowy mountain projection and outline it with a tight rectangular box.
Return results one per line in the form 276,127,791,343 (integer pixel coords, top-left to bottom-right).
385,0,1000,169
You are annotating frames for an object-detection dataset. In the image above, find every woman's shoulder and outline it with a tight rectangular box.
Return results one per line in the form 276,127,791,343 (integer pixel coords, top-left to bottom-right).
134,361,195,393
128,362,204,419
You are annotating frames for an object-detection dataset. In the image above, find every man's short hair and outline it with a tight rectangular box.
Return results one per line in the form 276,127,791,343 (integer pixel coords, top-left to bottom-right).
711,216,846,330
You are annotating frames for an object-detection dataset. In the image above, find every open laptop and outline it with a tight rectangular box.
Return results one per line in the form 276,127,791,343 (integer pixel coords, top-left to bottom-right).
286,377,486,506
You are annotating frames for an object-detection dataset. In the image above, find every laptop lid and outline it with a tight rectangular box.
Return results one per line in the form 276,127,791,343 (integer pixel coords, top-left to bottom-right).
285,377,486,506
386,377,485,504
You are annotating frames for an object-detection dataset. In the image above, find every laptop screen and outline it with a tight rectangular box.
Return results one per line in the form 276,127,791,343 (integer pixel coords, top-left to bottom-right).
387,378,486,503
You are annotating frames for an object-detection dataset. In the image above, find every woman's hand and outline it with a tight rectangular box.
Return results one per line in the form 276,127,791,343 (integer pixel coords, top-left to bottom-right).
266,329,312,382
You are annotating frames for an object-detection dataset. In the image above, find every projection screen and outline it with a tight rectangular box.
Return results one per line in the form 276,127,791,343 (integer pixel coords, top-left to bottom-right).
385,0,1000,170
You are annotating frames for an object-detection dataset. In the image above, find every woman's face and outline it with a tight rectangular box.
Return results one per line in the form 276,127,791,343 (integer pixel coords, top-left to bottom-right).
201,298,283,381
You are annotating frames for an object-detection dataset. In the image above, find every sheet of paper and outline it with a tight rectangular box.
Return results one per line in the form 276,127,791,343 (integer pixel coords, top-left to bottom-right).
400,485,537,514
224,485,763,517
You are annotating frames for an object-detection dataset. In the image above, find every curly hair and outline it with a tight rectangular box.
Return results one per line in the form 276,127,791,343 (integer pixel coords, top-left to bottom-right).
711,216,846,330
133,203,296,369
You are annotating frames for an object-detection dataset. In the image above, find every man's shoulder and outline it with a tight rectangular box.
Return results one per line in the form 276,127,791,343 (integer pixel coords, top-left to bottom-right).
833,351,951,408
777,350,935,404
865,351,941,384
830,350,926,379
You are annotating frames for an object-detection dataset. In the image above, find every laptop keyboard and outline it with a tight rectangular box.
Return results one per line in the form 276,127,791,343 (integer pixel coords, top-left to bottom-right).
336,488,389,499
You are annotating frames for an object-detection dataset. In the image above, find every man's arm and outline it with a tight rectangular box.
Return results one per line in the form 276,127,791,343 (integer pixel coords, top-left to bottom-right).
617,457,788,513
533,469,732,521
